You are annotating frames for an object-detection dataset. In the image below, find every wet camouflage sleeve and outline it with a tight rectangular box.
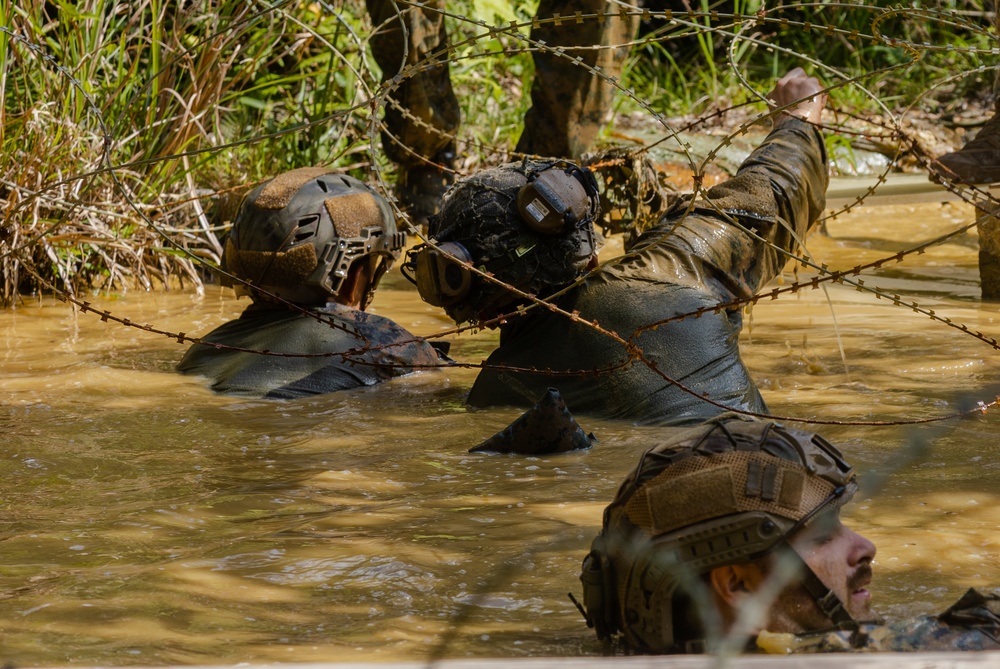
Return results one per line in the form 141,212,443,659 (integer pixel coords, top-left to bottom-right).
649,117,829,298
756,588,1000,653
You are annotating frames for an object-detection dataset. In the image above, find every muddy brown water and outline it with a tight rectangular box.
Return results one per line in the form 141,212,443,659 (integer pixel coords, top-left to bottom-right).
2,199,1000,665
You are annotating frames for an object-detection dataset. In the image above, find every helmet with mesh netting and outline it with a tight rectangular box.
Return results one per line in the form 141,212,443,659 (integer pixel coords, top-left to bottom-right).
221,167,406,306
579,415,858,654
407,159,601,324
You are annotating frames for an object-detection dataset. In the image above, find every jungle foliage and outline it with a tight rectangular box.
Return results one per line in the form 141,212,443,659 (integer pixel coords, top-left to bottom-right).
0,0,994,306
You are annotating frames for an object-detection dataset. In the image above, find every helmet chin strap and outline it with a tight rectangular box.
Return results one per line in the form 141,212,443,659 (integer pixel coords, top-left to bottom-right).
781,546,857,629
677,548,858,655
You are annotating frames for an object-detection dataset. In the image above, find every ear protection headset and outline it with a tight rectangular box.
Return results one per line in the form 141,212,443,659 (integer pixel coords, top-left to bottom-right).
517,161,599,235
402,161,601,310
410,241,474,308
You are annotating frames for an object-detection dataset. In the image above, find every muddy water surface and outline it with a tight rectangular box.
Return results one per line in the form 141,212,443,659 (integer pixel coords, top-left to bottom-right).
2,198,1000,665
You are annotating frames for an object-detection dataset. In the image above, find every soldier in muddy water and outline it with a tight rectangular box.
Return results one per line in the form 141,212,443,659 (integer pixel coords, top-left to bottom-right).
575,414,1000,655
178,167,441,398
404,68,828,427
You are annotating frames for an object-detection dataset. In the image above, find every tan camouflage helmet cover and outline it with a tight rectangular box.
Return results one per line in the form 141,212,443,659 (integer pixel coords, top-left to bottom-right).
579,415,857,653
222,167,405,305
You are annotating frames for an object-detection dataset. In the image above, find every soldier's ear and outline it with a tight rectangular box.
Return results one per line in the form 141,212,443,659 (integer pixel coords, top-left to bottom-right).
710,565,740,608
709,562,766,606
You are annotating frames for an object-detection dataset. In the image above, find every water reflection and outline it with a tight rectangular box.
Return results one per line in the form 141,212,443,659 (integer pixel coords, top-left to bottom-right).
1,200,999,664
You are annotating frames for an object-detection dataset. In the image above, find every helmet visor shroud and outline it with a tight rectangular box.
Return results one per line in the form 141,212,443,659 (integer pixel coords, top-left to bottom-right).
222,167,406,307
581,417,858,654
404,160,601,325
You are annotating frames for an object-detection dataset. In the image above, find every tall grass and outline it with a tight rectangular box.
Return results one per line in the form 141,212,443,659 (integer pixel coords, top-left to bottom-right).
0,0,375,306
0,0,995,307
623,1,994,119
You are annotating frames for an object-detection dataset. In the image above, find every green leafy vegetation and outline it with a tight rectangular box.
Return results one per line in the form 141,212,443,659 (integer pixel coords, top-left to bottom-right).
0,0,994,306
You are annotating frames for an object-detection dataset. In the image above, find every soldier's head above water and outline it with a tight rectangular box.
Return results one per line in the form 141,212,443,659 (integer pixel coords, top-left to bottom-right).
221,167,406,309
177,168,441,398
402,158,602,326
578,415,877,654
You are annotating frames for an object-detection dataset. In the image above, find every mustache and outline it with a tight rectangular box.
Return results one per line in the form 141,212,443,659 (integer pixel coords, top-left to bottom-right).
848,563,873,592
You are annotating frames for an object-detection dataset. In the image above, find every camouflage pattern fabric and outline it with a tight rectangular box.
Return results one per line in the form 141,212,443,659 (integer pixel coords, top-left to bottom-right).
177,302,440,398
756,589,1000,653
365,0,638,163
365,0,460,166
466,118,828,425
513,0,639,159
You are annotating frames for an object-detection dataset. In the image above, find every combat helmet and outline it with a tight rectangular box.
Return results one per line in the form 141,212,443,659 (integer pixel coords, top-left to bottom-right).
579,415,858,654
221,167,406,306
402,159,601,324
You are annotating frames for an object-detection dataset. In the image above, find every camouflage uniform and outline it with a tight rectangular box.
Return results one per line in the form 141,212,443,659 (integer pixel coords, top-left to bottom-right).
757,589,1000,653
466,117,827,425
365,0,639,163
366,0,460,167
177,301,439,399
514,0,639,159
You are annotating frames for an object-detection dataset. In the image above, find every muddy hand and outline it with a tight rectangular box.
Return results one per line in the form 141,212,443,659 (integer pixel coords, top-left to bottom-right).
767,67,826,125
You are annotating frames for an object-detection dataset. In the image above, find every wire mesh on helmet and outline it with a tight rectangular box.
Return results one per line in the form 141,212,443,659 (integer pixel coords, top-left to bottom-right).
580,415,857,654
428,160,600,322
221,167,404,306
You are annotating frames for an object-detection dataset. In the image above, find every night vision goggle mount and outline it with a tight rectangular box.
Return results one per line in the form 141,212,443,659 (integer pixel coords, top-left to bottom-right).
402,160,601,309
317,225,407,295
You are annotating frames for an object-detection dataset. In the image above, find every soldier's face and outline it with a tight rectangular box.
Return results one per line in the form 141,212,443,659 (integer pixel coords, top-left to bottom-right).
774,511,877,631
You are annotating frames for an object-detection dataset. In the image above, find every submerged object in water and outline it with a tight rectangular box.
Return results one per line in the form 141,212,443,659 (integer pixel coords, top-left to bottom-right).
470,387,596,455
